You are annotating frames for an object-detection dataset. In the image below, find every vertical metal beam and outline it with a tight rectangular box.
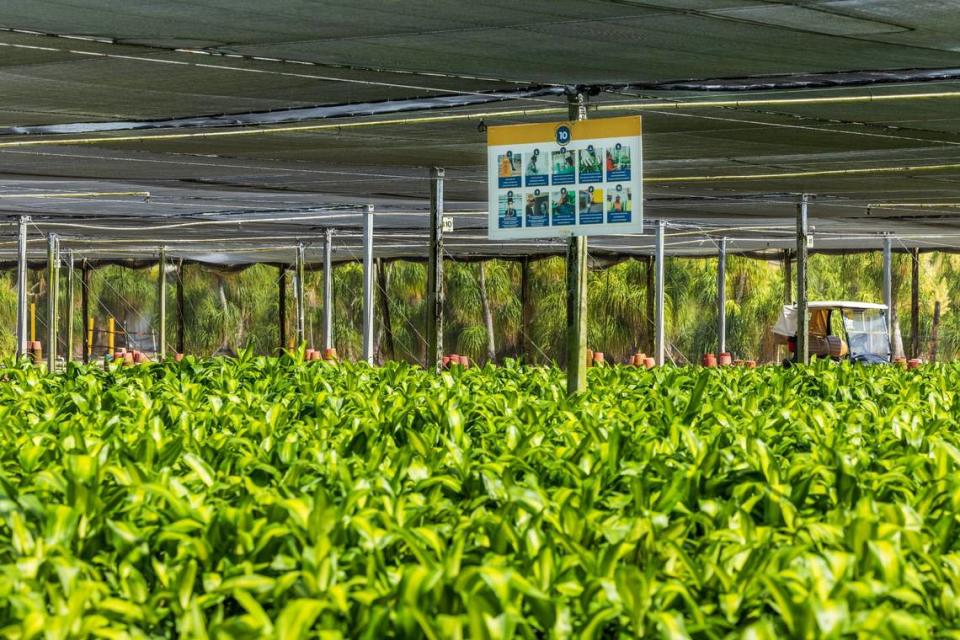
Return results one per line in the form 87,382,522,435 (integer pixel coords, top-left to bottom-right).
427,168,445,372
376,258,394,362
796,195,810,364
47,234,59,371
322,228,333,351
65,252,75,363
654,220,666,366
158,247,167,359
295,243,306,346
645,256,654,355
519,257,532,361
176,259,185,355
362,204,375,364
81,260,90,363
16,216,29,358
717,237,727,355
910,248,920,359
566,90,589,394
278,264,287,351
883,234,893,341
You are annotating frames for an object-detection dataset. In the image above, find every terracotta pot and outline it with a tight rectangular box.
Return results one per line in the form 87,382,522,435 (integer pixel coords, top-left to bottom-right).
718,352,733,366
323,348,338,361
908,358,922,370
643,357,656,369
441,356,450,368
305,348,315,360
449,354,461,366
635,353,646,365
702,353,717,368
133,351,145,364
460,356,470,368
592,352,604,365
745,360,757,368
113,351,124,361
174,353,184,362
734,359,744,367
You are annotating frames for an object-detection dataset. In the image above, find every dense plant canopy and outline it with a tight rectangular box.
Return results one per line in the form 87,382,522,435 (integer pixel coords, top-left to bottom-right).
1,357,958,638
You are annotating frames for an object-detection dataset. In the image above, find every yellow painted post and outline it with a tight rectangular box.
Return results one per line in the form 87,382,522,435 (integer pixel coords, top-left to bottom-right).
87,316,94,357
29,302,36,342
108,317,115,353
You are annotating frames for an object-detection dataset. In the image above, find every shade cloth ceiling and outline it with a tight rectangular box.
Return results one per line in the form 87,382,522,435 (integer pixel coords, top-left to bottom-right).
2,0,960,263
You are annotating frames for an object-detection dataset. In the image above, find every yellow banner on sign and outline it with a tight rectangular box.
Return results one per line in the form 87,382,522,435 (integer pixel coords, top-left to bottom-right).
487,115,642,146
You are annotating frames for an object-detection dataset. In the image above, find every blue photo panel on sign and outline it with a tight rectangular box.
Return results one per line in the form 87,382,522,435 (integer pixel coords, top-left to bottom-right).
551,149,575,185
525,148,548,187
606,183,633,223
525,189,549,228
578,145,603,184
578,186,603,225
498,191,522,229
497,150,522,188
606,143,631,182
551,188,575,226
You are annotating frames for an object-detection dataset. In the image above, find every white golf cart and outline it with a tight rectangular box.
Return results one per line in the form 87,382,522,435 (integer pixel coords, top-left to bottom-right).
773,301,891,365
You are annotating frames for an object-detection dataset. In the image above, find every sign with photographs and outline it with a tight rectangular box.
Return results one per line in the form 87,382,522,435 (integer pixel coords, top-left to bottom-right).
487,116,642,239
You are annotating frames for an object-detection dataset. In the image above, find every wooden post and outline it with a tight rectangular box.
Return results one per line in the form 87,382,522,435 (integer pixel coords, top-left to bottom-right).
645,256,654,354
30,303,36,343
930,300,941,363
520,257,533,361
565,90,588,394
158,247,167,359
47,234,59,371
278,264,287,352
108,317,115,354
910,248,920,359
81,261,91,362
376,258,394,362
65,252,75,362
796,195,809,364
427,167,445,372
176,260,185,355
783,250,793,304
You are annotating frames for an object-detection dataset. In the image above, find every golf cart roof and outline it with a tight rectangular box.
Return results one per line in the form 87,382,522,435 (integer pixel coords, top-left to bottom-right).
804,301,888,311
773,301,888,337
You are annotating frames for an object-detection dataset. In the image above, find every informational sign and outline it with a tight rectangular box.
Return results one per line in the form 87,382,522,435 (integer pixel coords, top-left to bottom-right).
487,116,642,240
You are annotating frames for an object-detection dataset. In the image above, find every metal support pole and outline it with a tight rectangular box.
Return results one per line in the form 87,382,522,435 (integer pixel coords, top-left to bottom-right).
520,257,532,361
176,260,185,355
81,261,90,363
158,247,167,359
654,220,666,365
362,204,375,364
295,243,306,346
883,234,893,341
427,168,445,372
47,234,59,371
783,250,793,304
322,228,333,351
645,256,654,354
911,248,920,359
717,237,727,355
16,216,29,358
278,264,287,351
566,90,589,394
66,252,75,362
796,195,810,364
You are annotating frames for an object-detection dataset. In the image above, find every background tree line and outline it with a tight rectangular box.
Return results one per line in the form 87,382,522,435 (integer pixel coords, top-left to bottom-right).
2,251,957,364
